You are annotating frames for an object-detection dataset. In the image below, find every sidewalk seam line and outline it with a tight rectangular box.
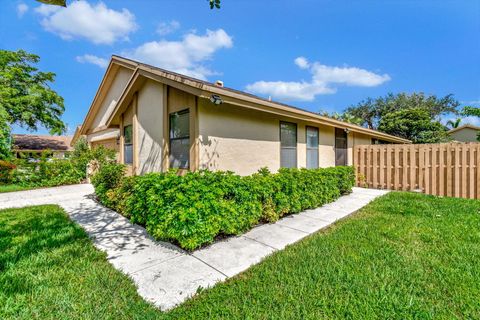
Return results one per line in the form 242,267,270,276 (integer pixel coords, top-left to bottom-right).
189,254,229,278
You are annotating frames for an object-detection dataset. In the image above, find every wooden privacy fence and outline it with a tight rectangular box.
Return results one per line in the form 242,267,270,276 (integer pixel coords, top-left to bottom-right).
354,143,480,199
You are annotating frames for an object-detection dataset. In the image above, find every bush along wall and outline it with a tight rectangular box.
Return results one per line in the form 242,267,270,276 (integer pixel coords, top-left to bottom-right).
91,165,355,251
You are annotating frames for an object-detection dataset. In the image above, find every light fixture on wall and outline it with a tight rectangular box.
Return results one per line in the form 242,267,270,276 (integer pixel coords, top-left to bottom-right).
344,128,350,134
210,94,223,105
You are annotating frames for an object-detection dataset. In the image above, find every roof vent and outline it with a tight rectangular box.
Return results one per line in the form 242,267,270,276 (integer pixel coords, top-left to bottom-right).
215,80,224,87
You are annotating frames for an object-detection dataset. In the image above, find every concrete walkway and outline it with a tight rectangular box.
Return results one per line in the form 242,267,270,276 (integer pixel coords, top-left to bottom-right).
0,184,388,310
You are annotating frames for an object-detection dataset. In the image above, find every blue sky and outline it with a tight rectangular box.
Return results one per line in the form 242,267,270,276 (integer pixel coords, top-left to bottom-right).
2,0,479,135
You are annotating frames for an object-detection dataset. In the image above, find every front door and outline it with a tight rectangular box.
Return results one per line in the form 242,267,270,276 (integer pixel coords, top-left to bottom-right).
335,128,348,166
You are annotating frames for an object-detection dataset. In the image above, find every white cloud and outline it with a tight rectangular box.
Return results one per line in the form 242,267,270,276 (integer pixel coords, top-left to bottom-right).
124,29,233,80
17,3,29,18
35,1,137,44
156,20,180,36
294,56,309,69
246,57,391,101
76,54,109,68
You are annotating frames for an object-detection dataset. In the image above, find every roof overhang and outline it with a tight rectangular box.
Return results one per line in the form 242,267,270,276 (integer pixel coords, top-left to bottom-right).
448,124,480,134
105,63,410,144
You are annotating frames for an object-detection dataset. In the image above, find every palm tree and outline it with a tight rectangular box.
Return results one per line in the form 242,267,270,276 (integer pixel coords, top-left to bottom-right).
446,118,461,129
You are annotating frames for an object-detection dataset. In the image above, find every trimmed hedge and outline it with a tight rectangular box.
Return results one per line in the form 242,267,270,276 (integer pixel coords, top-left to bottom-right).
92,166,355,250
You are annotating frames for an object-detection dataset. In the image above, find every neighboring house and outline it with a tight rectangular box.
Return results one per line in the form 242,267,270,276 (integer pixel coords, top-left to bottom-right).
75,56,410,176
448,124,480,143
13,134,73,159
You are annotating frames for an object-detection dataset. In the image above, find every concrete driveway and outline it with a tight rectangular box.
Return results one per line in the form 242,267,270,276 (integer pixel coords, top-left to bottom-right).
0,184,388,310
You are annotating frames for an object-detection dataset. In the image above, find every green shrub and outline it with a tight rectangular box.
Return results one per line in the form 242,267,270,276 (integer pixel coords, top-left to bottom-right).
90,162,126,207
9,137,116,189
92,165,356,251
0,160,16,184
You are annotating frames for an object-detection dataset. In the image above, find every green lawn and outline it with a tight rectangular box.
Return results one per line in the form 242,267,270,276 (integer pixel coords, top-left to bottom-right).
0,184,32,193
1,193,479,319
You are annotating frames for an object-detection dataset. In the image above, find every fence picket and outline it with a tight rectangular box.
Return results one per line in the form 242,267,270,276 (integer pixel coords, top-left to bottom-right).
353,142,480,199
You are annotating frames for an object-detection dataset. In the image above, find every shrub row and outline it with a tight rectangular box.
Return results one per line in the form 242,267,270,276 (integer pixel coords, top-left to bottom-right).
92,165,355,251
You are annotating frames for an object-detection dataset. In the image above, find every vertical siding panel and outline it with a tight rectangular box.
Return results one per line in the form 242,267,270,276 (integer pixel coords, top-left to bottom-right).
454,145,460,198
431,145,437,196
359,146,365,186
477,145,480,199
468,144,475,199
386,145,392,189
394,146,400,190
425,145,431,195
372,147,378,188
379,146,385,189
439,144,445,196
461,145,467,198
410,145,416,190
446,144,452,197
402,147,408,190
418,145,425,192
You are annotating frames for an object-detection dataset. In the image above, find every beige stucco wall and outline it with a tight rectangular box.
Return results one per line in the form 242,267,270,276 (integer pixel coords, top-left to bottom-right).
319,126,335,167
92,68,134,129
136,80,164,174
449,127,479,142
198,99,280,175
197,98,375,175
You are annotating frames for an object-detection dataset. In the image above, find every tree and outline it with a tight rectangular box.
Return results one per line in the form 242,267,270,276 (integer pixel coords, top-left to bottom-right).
446,118,461,129
377,108,450,144
462,106,480,117
0,50,65,159
35,0,222,9
318,110,363,126
345,92,460,130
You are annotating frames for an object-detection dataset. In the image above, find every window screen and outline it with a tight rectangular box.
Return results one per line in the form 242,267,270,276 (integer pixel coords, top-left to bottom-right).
280,122,297,168
124,125,133,164
306,126,319,169
169,109,190,169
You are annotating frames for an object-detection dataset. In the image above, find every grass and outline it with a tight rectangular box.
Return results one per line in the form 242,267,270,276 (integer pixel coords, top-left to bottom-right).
0,184,32,193
1,193,479,319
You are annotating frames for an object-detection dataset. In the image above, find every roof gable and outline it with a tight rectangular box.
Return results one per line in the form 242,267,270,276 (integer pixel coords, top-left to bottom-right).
79,58,136,135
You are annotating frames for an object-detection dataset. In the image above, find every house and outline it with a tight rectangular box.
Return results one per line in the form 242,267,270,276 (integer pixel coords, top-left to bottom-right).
448,124,480,143
74,56,410,176
13,134,73,159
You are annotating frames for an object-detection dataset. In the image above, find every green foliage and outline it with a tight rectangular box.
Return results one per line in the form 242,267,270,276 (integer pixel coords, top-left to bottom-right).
462,106,480,117
0,108,11,160
377,108,450,143
92,165,355,250
0,49,66,159
446,118,462,129
90,162,127,207
0,160,16,184
5,139,115,188
70,136,115,176
318,110,363,126
0,50,65,134
345,92,460,135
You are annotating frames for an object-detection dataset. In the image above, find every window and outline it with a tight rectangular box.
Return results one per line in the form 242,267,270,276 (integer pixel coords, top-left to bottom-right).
335,128,348,166
306,126,319,169
124,125,133,164
169,109,190,169
280,121,297,168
